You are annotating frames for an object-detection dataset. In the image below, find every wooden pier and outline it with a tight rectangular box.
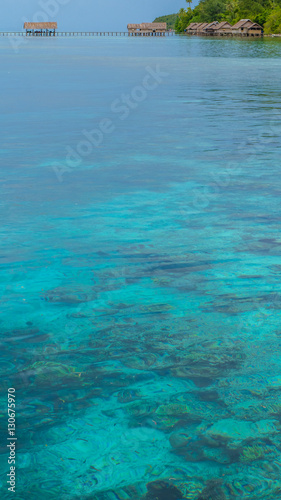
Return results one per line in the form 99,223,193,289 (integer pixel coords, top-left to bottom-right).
0,31,175,37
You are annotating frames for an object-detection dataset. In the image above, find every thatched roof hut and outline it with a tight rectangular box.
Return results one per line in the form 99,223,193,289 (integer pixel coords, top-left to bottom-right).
186,22,200,33
127,23,166,32
127,22,167,35
24,22,57,30
203,21,219,33
213,21,233,34
194,22,204,30
232,19,263,36
232,19,252,30
196,23,209,33
186,18,262,36
141,23,166,31
186,22,209,34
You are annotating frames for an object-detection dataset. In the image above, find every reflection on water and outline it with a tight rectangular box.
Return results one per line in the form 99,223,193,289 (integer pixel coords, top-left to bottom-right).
1,36,281,499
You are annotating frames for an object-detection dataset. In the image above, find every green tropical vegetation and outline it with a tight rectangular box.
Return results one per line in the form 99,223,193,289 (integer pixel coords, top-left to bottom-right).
172,0,281,34
153,14,179,30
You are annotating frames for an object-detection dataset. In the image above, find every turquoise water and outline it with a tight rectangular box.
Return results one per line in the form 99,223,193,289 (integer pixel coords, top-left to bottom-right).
1,35,281,499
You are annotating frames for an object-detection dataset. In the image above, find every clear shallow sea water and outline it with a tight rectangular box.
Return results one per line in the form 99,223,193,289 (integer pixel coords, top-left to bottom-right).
1,35,281,499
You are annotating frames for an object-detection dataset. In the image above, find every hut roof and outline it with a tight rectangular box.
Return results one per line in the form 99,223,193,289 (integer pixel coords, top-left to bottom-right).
232,19,252,29
187,24,199,31
204,21,219,30
24,22,57,29
127,22,166,30
232,19,262,29
213,21,232,30
141,23,166,29
248,22,263,29
197,23,209,30
187,22,199,29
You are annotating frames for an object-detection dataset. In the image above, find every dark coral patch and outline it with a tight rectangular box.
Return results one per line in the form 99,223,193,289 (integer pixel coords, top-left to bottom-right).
197,480,227,500
146,481,184,500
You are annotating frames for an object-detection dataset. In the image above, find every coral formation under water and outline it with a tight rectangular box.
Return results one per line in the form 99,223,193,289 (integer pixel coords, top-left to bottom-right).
146,481,185,500
196,479,226,500
240,444,265,462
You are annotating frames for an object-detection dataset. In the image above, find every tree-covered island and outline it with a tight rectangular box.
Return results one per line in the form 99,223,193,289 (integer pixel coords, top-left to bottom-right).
154,0,281,34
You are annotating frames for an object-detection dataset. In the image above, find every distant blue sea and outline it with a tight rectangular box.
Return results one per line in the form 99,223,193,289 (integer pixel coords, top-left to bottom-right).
1,36,281,500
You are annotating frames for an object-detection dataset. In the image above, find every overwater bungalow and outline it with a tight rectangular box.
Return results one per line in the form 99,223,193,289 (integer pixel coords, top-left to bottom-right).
232,19,263,36
212,21,233,35
24,22,57,36
186,19,263,37
186,22,199,34
127,23,167,36
203,21,219,35
185,23,197,33
196,23,209,34
186,22,209,35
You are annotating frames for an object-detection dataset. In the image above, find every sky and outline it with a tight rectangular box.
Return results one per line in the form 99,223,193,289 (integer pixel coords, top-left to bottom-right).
5,0,193,32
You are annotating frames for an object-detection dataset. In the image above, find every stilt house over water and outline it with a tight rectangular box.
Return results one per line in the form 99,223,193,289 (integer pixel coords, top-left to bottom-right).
186,22,199,34
24,22,57,36
231,19,263,36
204,21,219,34
186,18,263,36
212,21,233,35
127,23,167,36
